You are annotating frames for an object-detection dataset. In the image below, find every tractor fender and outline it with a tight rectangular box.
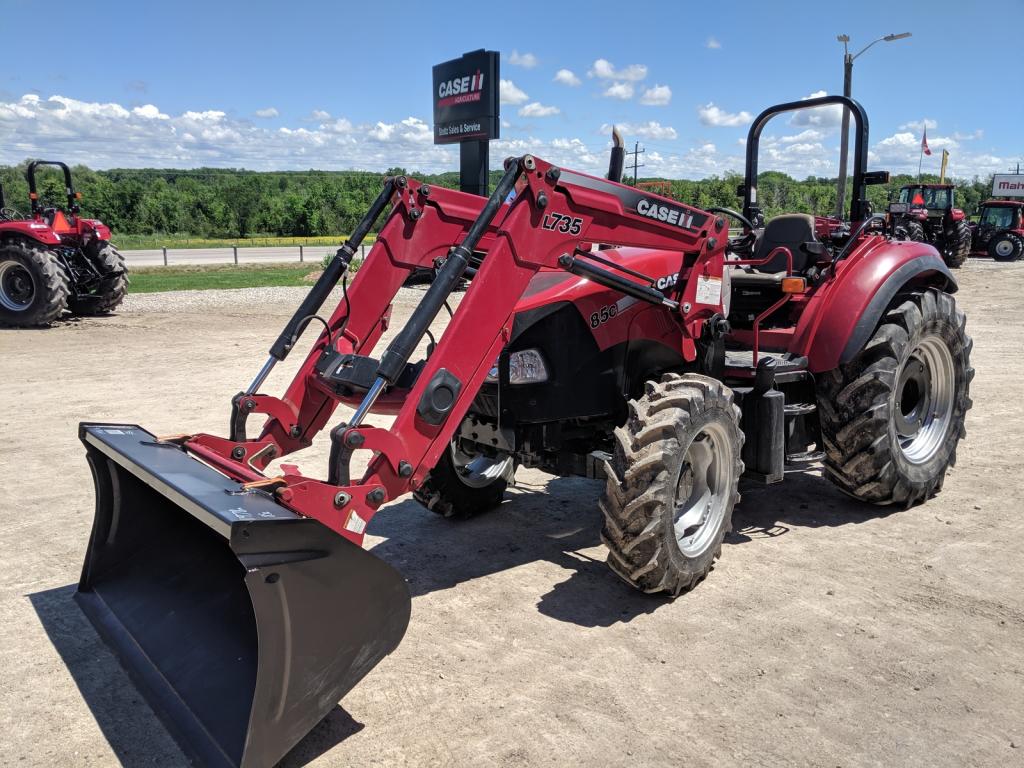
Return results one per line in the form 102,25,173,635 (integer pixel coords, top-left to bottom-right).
0,220,62,246
950,208,966,222
797,239,955,373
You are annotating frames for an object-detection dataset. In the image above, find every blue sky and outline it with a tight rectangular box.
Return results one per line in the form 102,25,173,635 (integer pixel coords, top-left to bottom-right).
1,0,1020,179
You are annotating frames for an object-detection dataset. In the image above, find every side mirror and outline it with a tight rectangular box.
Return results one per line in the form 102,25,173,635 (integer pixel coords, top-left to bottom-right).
863,171,890,186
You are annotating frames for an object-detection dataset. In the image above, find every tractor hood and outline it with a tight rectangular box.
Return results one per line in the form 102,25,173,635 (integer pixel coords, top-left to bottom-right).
513,246,685,313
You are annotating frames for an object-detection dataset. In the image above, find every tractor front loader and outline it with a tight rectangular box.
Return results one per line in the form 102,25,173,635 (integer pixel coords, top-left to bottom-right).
75,96,972,768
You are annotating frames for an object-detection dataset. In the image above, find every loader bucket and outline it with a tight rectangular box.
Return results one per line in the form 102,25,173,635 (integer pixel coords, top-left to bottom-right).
74,424,411,768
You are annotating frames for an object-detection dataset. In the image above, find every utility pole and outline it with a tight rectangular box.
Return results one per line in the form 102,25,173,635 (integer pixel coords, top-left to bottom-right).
625,142,645,185
834,32,912,218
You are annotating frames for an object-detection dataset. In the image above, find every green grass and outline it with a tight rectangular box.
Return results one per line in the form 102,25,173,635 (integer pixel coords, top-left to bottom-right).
114,233,374,251
129,263,326,293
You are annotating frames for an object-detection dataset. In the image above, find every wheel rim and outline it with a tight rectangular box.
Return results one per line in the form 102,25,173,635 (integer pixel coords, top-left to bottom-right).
0,259,35,312
994,238,1014,258
450,443,513,489
894,335,956,464
672,421,735,558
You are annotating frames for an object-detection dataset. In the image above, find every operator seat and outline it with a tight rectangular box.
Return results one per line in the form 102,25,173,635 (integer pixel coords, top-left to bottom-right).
730,213,821,290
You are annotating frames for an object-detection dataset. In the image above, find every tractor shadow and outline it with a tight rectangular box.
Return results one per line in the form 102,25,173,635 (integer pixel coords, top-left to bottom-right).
366,468,897,630
28,585,359,768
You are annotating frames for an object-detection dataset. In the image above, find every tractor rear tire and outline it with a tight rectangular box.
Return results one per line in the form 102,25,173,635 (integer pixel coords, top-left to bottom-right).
817,288,972,507
600,374,743,596
0,238,69,327
414,443,515,518
988,232,1024,262
940,220,971,269
901,220,926,243
70,241,128,315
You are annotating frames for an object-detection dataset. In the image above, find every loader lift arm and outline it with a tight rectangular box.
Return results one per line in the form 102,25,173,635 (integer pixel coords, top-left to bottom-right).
186,155,728,544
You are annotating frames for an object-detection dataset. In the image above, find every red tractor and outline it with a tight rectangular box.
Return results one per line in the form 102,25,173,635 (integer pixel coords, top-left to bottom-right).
971,199,1024,261
892,182,972,268
72,96,972,768
0,160,127,326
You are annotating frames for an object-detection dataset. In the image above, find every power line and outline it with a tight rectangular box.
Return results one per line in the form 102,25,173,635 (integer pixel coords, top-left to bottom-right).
625,142,644,185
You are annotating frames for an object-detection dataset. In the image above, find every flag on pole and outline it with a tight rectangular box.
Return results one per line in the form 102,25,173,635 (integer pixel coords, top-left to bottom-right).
921,128,932,156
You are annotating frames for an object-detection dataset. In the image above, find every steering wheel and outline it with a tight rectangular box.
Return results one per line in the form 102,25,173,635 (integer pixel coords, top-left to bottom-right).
0,207,24,221
706,206,755,232
706,207,757,256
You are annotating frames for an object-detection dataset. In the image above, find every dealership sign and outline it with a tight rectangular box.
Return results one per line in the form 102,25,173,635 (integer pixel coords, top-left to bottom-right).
993,174,1024,198
432,50,499,145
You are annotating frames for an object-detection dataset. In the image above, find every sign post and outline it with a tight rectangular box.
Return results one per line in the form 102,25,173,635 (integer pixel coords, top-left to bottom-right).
432,50,500,196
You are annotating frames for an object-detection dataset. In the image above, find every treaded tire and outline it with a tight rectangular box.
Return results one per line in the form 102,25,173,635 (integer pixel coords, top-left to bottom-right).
600,374,744,596
901,219,926,243
940,220,971,269
988,232,1024,262
70,240,128,315
0,237,69,327
817,288,972,507
413,444,513,518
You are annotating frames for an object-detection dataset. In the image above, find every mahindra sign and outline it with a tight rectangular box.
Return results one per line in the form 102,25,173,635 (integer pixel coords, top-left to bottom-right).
993,174,1024,198
432,50,500,145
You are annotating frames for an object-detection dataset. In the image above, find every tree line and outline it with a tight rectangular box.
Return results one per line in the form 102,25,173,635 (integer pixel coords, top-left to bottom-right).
0,161,1001,239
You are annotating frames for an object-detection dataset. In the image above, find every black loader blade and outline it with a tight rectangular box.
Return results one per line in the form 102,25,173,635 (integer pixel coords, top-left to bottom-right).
75,424,411,768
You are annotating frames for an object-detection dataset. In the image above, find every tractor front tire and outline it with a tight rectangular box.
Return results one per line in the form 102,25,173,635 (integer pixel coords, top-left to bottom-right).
988,232,1024,262
414,443,515,518
600,374,743,596
940,220,971,269
0,238,69,327
817,288,972,507
901,219,926,243
70,241,128,315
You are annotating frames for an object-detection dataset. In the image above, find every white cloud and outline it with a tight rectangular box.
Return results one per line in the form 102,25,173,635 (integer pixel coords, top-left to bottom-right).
602,121,678,140
0,93,457,172
508,50,538,68
899,118,937,132
789,90,843,127
953,129,983,141
519,102,560,118
603,82,634,100
132,104,169,120
553,68,581,87
589,58,648,82
698,102,752,127
706,37,721,49
254,107,279,119
500,79,529,105
640,84,671,106
780,129,824,143
310,109,331,121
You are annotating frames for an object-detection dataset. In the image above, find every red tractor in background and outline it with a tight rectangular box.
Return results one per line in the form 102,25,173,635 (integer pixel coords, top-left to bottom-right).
72,96,972,768
0,160,127,326
892,182,971,268
971,199,1024,261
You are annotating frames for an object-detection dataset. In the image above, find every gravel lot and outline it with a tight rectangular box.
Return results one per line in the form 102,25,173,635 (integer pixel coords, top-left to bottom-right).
1,260,1022,767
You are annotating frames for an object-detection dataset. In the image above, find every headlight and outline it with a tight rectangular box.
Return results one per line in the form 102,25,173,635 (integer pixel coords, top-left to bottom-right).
484,349,549,385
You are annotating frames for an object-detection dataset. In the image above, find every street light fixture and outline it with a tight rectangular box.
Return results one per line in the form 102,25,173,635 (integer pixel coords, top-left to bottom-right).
834,31,912,218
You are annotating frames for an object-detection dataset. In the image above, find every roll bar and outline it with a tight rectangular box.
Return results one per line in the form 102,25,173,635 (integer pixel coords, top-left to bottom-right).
26,160,78,215
741,95,871,224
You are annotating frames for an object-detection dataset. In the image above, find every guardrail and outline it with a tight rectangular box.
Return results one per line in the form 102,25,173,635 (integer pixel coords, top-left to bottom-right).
120,244,373,267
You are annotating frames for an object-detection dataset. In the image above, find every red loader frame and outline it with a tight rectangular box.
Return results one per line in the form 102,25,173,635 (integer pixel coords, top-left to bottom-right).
182,155,731,545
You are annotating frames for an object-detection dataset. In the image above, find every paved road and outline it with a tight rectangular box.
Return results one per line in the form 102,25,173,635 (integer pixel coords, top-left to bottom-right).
120,244,370,267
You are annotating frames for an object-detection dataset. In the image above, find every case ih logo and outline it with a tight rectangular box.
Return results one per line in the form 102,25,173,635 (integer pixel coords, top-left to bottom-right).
437,71,485,108
636,198,696,230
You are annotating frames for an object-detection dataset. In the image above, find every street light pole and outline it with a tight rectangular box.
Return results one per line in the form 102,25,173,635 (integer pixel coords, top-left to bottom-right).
834,32,912,219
